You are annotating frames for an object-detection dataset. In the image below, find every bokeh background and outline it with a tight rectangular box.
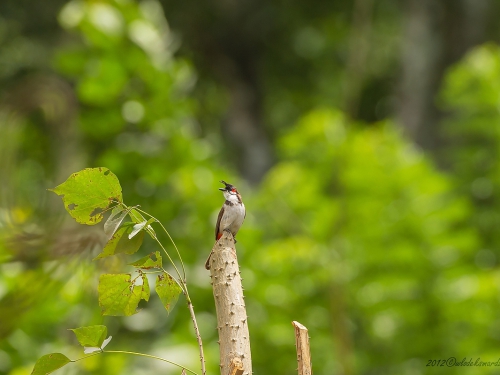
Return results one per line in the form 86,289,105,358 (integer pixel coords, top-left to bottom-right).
1,0,500,374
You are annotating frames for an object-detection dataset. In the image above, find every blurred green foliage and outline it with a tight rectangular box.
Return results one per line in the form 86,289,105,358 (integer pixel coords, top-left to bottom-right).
440,44,500,254
245,109,495,374
1,1,500,375
0,1,235,374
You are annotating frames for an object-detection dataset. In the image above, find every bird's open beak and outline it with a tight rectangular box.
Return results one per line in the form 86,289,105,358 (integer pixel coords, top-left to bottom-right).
219,180,229,191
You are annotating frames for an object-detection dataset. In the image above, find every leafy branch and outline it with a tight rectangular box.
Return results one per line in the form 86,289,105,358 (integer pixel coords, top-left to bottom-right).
33,168,206,375
31,325,199,375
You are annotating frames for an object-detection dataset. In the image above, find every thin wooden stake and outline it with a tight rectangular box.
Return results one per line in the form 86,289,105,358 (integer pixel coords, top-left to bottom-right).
292,321,312,375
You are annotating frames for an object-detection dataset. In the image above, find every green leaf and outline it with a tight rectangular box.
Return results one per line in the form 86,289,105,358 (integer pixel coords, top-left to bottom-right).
130,251,163,269
98,274,150,316
69,325,107,348
49,168,122,225
31,353,71,375
94,222,144,259
155,272,182,314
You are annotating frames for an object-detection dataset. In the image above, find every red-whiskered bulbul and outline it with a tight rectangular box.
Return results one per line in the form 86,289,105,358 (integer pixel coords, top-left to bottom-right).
205,180,246,270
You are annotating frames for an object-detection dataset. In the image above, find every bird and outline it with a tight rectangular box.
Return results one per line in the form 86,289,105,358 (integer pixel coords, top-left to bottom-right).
205,180,246,270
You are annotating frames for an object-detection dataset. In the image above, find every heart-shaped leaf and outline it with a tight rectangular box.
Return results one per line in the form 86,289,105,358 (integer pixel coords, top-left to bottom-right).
98,273,150,316
49,168,122,225
31,353,71,375
155,272,182,314
70,325,107,348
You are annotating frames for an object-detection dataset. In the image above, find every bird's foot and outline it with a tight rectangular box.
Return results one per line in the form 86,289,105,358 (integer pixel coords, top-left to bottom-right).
222,229,237,243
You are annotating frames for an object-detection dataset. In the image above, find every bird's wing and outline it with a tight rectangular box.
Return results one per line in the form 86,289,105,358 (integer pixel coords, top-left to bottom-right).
215,205,224,240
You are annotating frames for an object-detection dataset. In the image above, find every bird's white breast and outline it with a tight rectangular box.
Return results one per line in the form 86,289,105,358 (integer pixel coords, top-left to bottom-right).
221,202,245,234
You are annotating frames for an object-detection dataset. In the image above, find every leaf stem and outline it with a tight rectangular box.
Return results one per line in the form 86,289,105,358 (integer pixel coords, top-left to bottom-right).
155,240,185,291
160,264,206,375
113,203,206,375
134,207,187,281
186,296,206,375
71,351,103,362
102,350,199,375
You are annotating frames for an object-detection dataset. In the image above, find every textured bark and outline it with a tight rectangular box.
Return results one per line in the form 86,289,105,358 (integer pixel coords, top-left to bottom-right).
292,321,312,375
209,231,252,375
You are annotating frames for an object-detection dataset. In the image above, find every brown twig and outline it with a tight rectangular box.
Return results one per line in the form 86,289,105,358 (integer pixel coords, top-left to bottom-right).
187,297,206,375
292,321,312,375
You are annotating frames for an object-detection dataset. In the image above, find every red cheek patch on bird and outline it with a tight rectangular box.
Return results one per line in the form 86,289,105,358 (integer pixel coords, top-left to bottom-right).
217,233,223,240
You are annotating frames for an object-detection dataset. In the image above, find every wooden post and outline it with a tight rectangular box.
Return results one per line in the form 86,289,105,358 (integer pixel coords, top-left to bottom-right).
292,321,312,375
209,231,252,375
